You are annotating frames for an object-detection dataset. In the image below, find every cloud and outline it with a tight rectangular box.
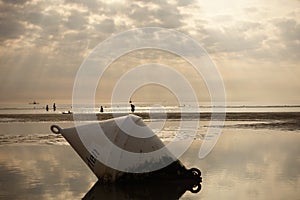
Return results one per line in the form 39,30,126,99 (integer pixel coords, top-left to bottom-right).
65,10,88,30
64,0,103,12
244,17,300,63
93,18,116,33
0,0,299,103
274,18,300,42
0,17,25,41
1,0,30,5
126,1,184,28
201,21,266,53
273,18,300,61
0,3,26,42
244,6,259,13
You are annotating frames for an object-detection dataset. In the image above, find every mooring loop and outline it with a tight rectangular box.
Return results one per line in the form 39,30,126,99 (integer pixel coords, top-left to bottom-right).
51,125,62,134
189,168,201,177
189,183,202,193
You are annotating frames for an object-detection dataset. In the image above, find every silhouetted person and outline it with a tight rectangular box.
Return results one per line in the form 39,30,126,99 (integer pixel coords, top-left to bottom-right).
46,105,49,112
53,103,56,111
100,106,104,113
130,104,135,113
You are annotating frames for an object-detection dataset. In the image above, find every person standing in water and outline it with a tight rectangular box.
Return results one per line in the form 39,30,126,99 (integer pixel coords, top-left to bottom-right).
53,103,56,111
46,105,49,112
130,103,135,113
100,106,104,113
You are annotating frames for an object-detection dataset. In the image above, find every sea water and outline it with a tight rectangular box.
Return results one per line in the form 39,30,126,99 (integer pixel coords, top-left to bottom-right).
0,106,299,199
1,103,300,114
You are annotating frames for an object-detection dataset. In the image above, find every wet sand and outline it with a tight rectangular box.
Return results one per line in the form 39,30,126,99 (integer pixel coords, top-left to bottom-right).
0,129,299,199
0,113,299,199
1,112,299,131
1,111,300,120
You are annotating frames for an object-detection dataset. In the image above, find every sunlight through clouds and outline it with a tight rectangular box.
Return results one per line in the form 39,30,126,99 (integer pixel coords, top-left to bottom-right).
0,0,299,104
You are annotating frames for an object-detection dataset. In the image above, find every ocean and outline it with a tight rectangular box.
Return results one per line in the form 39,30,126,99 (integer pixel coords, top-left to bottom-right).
1,103,300,114
0,104,299,199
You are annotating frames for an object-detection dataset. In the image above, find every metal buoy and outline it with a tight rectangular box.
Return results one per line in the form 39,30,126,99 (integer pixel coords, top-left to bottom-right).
51,114,202,187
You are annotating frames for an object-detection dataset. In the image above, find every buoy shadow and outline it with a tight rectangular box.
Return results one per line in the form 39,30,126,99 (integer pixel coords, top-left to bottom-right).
83,178,202,200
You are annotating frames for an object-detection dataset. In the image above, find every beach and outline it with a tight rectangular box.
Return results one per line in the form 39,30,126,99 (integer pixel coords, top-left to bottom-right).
1,0,300,199
0,110,299,199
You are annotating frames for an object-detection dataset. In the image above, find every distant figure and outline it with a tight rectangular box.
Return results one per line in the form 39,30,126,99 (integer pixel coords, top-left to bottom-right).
53,103,56,111
100,106,104,113
46,105,49,112
130,103,135,113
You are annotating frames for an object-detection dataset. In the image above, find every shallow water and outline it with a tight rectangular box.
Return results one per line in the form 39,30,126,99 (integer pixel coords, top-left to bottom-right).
1,104,300,114
181,129,300,200
0,118,299,199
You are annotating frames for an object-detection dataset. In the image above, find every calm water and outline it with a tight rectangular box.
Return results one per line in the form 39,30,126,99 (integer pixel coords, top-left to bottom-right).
0,116,299,199
1,104,300,114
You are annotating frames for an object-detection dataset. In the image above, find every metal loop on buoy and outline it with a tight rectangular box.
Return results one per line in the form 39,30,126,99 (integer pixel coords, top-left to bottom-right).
189,183,202,193
51,125,62,134
187,167,202,193
190,168,201,177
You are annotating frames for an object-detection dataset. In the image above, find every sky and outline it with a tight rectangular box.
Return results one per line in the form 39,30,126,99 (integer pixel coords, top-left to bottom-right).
0,0,299,105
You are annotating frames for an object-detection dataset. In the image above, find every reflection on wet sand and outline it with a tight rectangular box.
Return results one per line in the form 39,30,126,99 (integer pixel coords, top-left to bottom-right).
0,124,299,199
83,180,202,200
0,145,96,199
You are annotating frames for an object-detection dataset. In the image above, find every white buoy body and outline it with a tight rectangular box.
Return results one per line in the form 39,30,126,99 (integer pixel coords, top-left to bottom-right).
51,114,202,185
51,115,177,182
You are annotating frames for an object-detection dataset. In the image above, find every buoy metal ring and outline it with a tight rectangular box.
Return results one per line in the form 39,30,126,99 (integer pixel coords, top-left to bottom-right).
190,168,201,177
51,125,62,134
189,183,202,193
